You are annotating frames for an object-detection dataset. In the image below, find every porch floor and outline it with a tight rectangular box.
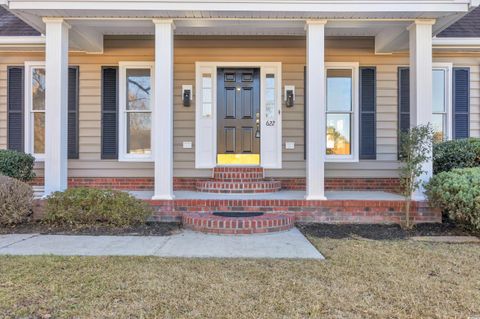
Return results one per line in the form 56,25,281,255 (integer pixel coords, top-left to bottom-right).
131,190,405,201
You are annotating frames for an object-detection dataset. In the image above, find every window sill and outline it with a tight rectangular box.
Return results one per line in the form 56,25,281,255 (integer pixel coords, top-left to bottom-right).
325,157,359,163
118,156,154,163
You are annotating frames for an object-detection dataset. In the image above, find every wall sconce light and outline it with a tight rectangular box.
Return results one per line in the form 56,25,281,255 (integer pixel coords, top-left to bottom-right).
285,85,295,108
182,85,192,107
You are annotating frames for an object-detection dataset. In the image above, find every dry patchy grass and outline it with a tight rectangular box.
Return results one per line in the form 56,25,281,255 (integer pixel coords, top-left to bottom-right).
0,238,479,318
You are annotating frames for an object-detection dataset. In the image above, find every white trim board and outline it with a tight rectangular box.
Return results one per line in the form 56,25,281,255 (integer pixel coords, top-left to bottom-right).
195,61,282,169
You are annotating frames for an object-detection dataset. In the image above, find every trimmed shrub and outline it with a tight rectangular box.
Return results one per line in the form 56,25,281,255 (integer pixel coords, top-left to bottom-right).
0,175,33,226
433,138,480,174
0,149,36,182
44,188,153,228
426,167,480,231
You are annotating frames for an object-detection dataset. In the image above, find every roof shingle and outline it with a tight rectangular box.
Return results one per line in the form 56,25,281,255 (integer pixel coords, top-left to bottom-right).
0,7,40,36
438,7,480,38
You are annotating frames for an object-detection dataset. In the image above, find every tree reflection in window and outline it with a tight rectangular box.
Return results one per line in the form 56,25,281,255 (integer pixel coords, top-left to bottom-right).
326,69,352,156
126,69,151,155
32,68,45,154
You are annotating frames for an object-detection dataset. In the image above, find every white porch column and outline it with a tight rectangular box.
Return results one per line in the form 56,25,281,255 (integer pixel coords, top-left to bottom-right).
408,20,435,200
305,20,327,200
43,18,70,196
152,19,175,200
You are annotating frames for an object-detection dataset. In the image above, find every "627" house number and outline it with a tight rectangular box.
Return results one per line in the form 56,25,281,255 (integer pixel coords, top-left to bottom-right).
266,120,276,127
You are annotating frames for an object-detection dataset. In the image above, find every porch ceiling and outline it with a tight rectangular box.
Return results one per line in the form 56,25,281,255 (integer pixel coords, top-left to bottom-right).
1,0,477,53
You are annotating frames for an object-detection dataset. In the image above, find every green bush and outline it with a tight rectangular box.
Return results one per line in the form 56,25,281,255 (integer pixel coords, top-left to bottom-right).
0,175,33,226
433,138,480,174
426,167,480,231
0,149,36,182
44,188,153,228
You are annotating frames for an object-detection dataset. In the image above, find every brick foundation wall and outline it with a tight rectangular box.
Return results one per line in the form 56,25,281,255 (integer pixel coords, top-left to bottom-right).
31,177,401,192
148,199,441,224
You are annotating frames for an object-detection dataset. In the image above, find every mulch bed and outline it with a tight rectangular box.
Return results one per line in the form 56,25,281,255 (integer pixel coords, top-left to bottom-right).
0,221,181,236
297,222,478,240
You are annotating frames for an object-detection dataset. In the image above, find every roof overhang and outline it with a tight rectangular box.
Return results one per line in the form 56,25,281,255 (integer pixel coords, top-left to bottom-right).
1,0,478,54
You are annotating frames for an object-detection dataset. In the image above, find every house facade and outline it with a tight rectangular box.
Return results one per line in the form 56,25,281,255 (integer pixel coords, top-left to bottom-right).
1,0,480,225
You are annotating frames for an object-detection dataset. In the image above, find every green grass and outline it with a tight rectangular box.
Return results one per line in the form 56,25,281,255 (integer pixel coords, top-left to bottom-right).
0,237,479,318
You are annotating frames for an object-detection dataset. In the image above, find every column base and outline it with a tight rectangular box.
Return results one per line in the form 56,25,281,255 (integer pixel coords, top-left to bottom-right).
305,194,327,201
151,194,175,201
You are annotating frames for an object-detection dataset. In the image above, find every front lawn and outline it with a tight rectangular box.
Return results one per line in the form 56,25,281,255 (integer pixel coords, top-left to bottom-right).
1,228,479,318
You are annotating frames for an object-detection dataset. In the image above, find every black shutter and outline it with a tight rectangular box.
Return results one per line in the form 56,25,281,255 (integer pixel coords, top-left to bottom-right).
7,67,24,152
68,67,79,159
359,67,376,160
398,67,410,158
453,67,470,139
101,66,119,159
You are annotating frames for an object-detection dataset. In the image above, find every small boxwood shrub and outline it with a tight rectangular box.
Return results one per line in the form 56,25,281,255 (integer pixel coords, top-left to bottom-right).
0,149,36,182
426,167,480,232
0,175,33,226
433,138,480,174
44,188,153,228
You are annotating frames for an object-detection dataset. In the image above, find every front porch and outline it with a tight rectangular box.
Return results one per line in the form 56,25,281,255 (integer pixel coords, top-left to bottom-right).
25,15,440,202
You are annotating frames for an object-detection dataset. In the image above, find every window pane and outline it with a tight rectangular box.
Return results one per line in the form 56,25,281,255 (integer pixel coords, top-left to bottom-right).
127,113,151,154
32,68,45,111
327,113,351,155
327,69,352,112
33,112,45,154
432,113,445,142
265,74,276,119
127,69,151,111
202,74,212,117
432,69,446,113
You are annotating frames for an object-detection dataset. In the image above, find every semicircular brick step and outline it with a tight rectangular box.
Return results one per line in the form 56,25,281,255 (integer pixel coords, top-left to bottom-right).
213,167,264,181
195,180,282,193
182,212,295,234
196,167,281,193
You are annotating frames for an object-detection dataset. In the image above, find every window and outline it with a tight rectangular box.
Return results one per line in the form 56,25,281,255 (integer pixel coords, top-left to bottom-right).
25,62,46,160
325,63,359,162
265,74,276,119
119,62,154,161
201,74,212,117
432,64,452,142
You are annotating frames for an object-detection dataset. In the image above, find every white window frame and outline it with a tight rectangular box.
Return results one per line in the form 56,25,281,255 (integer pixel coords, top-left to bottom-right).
24,61,46,161
325,62,359,163
118,61,155,162
432,62,453,141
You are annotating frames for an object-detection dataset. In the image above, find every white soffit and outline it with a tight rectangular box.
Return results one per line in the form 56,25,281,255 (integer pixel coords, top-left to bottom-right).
3,0,477,53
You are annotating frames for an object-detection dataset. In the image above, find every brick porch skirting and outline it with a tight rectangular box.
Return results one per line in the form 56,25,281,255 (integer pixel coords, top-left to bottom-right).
149,199,441,224
31,197,440,225
30,177,401,192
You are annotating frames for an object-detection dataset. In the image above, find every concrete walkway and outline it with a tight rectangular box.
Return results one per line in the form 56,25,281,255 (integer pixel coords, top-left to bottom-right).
0,228,324,259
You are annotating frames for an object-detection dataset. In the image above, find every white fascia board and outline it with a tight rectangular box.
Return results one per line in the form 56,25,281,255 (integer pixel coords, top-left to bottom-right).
6,1,473,14
0,36,45,45
433,37,480,46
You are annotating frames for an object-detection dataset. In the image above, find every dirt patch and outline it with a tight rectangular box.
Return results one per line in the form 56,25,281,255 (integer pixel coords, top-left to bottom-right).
0,221,181,236
297,222,476,240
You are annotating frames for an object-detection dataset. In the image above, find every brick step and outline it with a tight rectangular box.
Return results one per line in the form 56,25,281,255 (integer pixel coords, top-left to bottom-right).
213,167,264,180
195,180,282,193
182,212,295,234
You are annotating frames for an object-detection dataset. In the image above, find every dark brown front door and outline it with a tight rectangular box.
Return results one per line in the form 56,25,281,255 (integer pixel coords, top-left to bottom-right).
217,68,260,160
